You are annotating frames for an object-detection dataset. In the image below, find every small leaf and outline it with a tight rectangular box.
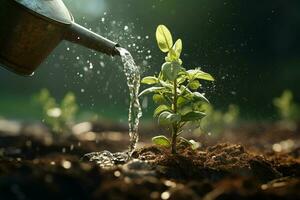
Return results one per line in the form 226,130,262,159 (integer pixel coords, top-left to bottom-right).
141,76,158,85
154,105,171,117
159,80,173,89
152,136,171,147
177,75,186,84
179,137,192,146
156,25,173,52
166,57,183,65
139,87,164,96
153,94,167,104
158,111,181,125
189,140,201,150
181,111,206,122
187,69,214,81
162,62,181,81
193,92,209,103
173,39,182,57
179,138,200,150
167,49,178,62
189,80,201,90
177,96,189,108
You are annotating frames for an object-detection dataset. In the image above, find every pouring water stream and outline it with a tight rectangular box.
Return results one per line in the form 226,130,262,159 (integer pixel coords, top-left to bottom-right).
83,47,142,168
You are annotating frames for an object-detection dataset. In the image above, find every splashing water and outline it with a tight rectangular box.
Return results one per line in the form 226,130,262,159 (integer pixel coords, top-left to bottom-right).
83,47,142,168
117,47,142,152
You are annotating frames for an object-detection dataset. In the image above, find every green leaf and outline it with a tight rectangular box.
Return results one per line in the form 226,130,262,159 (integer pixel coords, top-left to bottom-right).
61,92,78,121
141,76,158,85
153,94,167,104
167,49,178,62
159,80,173,89
193,92,209,103
162,62,181,81
189,140,200,150
156,25,173,53
152,136,171,148
173,39,182,57
189,80,201,90
165,57,183,65
139,87,164,96
154,105,171,117
177,75,186,84
158,111,181,125
187,69,214,81
177,96,189,108
178,138,200,150
179,137,192,145
181,111,206,122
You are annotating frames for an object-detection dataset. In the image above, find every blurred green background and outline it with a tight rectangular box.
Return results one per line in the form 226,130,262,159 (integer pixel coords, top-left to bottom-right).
0,0,299,122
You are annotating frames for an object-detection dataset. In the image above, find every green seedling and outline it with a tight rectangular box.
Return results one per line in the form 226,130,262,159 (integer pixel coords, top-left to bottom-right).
35,89,78,134
140,25,214,154
273,90,300,122
200,104,239,135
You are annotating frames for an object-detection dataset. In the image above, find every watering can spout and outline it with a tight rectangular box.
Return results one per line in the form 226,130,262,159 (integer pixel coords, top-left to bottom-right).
65,22,120,56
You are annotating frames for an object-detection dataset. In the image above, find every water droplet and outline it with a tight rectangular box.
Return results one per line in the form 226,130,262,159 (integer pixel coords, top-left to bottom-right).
100,61,105,68
161,191,170,200
114,170,121,177
61,160,72,169
89,63,93,69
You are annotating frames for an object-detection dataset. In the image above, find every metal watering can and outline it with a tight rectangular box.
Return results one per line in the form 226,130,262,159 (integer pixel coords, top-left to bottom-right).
0,0,120,76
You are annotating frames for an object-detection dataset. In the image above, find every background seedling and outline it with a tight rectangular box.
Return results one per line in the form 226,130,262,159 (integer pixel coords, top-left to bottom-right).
35,89,78,134
273,90,300,123
199,104,239,136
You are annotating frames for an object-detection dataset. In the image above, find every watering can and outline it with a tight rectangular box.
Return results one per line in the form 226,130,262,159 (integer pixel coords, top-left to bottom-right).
0,0,120,76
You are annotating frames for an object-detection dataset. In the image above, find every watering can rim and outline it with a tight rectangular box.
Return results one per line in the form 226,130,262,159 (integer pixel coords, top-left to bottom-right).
13,0,74,25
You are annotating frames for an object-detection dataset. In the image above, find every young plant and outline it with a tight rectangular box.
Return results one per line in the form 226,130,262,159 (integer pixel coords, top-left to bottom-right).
35,89,78,134
200,104,239,135
273,90,300,122
140,25,214,154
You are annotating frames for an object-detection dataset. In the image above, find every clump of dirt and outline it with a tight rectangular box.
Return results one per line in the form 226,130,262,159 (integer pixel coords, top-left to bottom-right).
134,143,299,182
0,121,300,200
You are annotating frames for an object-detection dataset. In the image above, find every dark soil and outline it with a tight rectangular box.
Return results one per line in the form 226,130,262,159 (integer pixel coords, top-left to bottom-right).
0,121,300,200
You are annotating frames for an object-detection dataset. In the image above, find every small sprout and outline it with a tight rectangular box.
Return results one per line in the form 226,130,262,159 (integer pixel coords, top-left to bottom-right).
273,90,300,122
200,104,240,135
140,25,214,154
34,89,78,135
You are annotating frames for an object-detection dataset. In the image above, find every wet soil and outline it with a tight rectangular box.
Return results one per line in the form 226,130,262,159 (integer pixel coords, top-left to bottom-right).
0,121,300,200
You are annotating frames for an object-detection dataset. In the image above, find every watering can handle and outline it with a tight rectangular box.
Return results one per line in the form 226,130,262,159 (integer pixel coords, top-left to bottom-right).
64,22,120,56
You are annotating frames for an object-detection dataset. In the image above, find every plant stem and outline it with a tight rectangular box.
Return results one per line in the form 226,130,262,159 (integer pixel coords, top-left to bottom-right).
171,79,178,154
